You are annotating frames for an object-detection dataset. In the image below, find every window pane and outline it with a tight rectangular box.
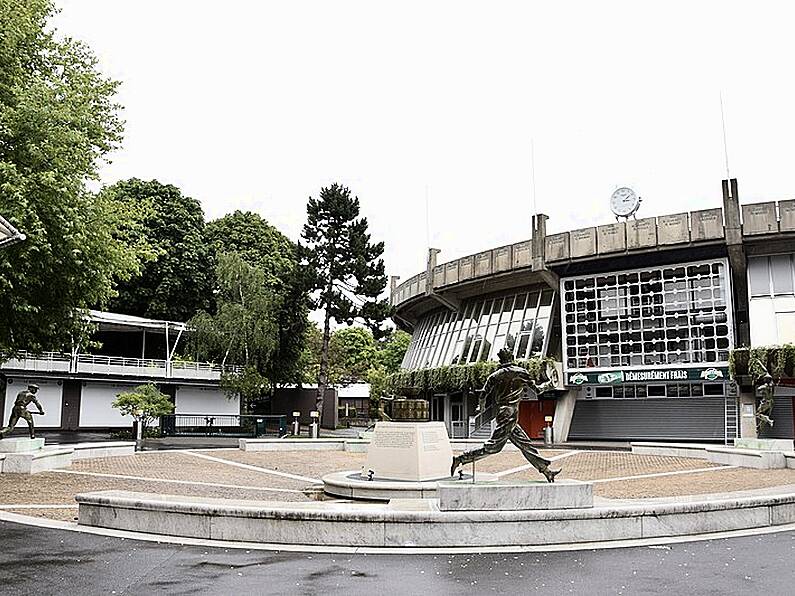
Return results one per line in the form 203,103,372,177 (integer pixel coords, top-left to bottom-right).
748,257,771,296
771,255,794,294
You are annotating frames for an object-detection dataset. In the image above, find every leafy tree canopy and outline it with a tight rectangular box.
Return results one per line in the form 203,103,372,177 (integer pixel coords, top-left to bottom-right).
105,178,214,322
376,329,411,374
188,253,279,411
205,210,310,386
301,324,409,386
112,383,174,430
0,0,148,358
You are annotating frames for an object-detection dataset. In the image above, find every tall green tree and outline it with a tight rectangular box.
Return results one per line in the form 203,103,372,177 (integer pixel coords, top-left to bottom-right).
0,0,147,358
205,211,310,386
105,178,214,322
300,184,391,415
188,253,279,412
376,329,411,374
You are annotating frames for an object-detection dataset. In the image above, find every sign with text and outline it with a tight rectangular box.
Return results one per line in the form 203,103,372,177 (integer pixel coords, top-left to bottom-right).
567,367,727,386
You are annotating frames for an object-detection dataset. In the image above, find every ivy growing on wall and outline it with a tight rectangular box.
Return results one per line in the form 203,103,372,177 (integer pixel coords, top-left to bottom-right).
385,356,555,397
730,344,795,381
730,344,795,432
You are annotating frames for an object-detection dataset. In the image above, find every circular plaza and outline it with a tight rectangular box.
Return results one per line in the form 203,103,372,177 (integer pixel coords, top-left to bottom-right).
2,441,795,552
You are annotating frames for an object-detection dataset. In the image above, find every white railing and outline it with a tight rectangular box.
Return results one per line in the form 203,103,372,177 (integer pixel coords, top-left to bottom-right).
3,351,71,373
2,351,233,381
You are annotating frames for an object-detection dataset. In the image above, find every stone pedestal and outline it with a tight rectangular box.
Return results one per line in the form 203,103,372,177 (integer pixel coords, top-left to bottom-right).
364,421,453,481
437,479,593,511
0,437,45,453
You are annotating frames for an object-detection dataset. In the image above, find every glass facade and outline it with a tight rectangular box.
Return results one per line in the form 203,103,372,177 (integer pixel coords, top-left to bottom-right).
562,259,733,371
748,253,795,345
402,287,555,370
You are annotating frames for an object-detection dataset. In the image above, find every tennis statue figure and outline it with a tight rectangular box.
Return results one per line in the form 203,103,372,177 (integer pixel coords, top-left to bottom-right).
0,384,45,440
451,349,561,483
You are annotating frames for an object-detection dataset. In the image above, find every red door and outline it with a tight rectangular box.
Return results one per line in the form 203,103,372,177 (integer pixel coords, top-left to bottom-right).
519,399,556,439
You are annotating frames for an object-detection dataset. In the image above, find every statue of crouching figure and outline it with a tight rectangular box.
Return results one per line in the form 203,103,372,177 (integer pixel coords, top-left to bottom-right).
0,384,45,440
451,349,561,483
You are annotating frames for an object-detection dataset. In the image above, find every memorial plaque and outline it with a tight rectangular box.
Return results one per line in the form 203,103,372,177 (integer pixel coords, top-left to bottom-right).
742,202,778,235
569,228,597,258
432,265,445,288
626,217,657,249
445,261,460,285
459,255,474,280
512,240,532,268
493,245,511,272
364,421,454,481
690,208,724,241
597,222,626,254
778,200,795,232
474,251,492,277
372,425,416,449
545,232,570,261
657,213,690,245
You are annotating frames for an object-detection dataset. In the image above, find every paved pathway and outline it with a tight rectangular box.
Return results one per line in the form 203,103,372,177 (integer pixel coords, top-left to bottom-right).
0,519,792,595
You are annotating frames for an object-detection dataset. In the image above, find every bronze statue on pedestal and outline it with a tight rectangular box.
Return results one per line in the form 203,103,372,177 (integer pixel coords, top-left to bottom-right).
451,349,561,483
0,384,45,440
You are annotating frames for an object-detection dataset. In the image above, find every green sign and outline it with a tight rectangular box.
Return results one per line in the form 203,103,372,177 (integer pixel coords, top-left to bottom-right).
567,367,727,386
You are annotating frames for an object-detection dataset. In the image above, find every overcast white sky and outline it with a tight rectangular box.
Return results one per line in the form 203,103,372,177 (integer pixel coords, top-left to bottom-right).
54,1,795,284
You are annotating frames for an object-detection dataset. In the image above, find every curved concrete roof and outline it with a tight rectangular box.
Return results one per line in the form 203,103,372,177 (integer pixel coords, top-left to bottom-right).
391,194,795,327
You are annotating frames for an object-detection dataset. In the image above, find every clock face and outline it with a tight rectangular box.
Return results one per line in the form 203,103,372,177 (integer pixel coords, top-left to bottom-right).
610,187,639,217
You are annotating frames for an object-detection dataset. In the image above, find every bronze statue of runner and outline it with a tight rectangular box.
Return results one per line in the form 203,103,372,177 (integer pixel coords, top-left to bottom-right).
451,349,561,483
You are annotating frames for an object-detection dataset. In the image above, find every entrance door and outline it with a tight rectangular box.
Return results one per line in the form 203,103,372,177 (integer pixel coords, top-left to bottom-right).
61,380,81,430
519,399,556,439
450,396,465,438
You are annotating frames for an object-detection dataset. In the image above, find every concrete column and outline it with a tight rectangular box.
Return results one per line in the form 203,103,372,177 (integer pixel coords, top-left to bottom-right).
739,392,758,439
723,178,751,346
552,389,577,443
390,275,399,306
425,248,440,296
531,214,549,271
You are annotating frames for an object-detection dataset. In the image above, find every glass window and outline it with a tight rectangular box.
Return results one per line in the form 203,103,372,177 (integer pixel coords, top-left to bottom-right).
772,255,794,295
562,259,732,372
748,257,771,296
401,286,556,369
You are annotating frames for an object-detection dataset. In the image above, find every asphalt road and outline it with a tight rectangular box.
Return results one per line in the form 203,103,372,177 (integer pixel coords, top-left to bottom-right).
0,520,793,595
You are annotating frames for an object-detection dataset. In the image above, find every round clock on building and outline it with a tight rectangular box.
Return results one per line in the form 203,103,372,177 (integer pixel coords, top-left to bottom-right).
610,187,641,219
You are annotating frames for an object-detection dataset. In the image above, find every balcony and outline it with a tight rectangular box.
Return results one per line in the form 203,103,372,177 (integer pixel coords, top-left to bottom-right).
1,351,234,382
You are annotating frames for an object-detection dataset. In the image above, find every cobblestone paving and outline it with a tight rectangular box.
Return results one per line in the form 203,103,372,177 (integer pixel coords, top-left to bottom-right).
71,452,307,490
455,450,565,474
0,471,311,507
4,449,795,522
195,449,369,480
500,451,722,482
595,468,795,499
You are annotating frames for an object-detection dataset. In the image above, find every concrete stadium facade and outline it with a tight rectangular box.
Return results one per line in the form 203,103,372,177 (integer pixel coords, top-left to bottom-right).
391,179,795,443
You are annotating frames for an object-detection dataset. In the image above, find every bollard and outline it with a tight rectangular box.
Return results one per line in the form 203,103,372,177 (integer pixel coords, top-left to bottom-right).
310,410,320,439
291,411,301,436
543,415,554,446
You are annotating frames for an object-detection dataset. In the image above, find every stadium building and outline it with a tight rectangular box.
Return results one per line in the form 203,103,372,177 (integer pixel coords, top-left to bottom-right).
391,179,795,443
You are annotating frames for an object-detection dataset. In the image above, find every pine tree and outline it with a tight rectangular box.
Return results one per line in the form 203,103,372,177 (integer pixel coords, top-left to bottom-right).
300,184,391,418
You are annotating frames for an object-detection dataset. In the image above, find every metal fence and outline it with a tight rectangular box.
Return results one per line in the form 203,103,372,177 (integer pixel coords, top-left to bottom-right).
160,414,288,438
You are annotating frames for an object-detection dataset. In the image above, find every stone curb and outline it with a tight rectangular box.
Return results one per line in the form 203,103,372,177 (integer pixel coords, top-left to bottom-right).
75,489,795,548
